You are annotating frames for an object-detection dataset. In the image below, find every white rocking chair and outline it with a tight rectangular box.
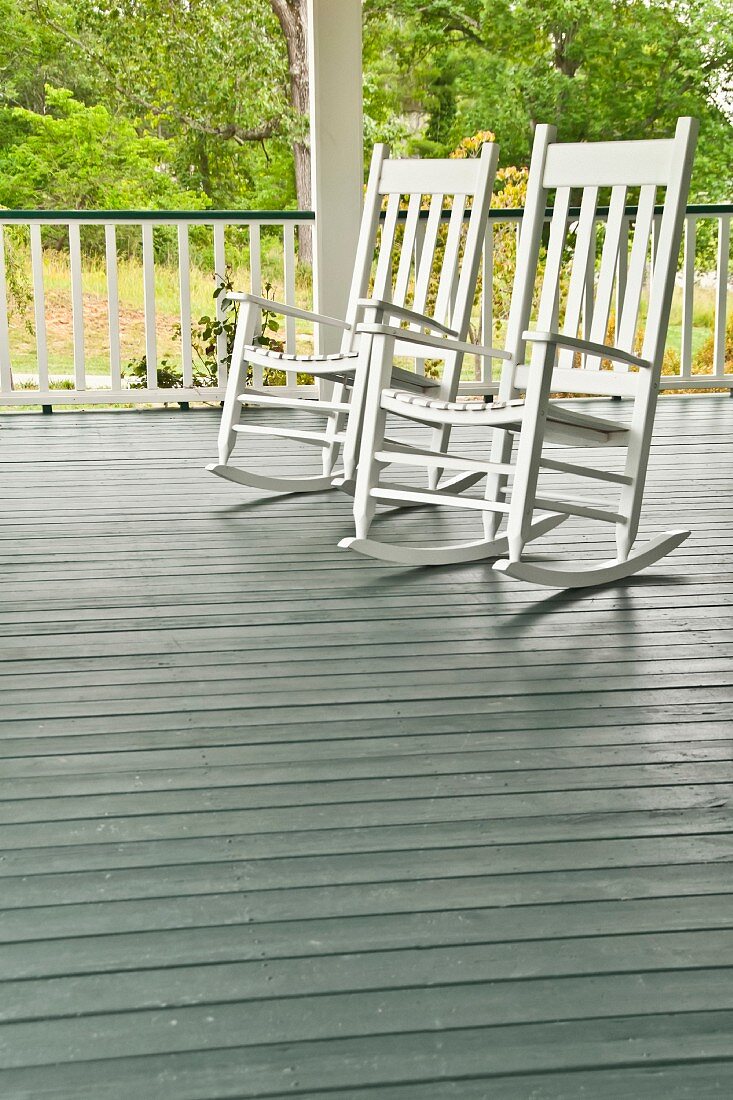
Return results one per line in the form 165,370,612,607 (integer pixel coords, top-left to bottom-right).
207,141,500,495
340,117,698,587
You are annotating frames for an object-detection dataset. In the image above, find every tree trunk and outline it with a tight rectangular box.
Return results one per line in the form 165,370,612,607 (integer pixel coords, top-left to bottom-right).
270,0,312,264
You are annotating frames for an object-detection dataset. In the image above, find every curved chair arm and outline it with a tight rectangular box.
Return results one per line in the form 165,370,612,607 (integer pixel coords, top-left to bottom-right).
523,330,651,370
357,321,512,362
224,292,351,330
356,298,458,337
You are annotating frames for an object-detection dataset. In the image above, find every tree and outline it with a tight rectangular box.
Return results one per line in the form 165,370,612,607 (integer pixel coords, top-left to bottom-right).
0,86,207,210
363,0,733,199
269,0,312,259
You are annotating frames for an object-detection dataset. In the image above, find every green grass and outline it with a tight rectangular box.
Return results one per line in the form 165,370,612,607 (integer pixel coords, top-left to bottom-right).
4,245,731,389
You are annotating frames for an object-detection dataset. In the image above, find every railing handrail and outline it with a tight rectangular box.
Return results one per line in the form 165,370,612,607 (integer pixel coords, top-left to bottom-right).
0,209,316,223
1,202,730,225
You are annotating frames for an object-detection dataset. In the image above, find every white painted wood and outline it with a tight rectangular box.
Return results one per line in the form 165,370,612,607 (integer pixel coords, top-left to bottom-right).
246,222,264,388
207,464,334,492
494,530,690,589
308,0,363,355
177,224,193,388
342,119,699,584
29,224,49,393
213,222,228,388
559,187,598,367
680,216,695,379
371,484,510,513
339,514,566,566
394,193,421,307
141,223,157,390
433,194,467,327
481,222,494,385
379,159,482,194
283,222,297,388
617,185,656,356
713,215,730,378
212,141,499,495
104,225,122,391
0,228,13,393
538,457,633,486
411,194,444,319
615,216,629,344
248,223,262,297
233,423,335,447
585,186,627,370
68,223,86,390
543,139,675,187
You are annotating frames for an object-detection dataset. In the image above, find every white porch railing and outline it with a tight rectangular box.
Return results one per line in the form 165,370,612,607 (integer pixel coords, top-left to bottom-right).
0,204,730,408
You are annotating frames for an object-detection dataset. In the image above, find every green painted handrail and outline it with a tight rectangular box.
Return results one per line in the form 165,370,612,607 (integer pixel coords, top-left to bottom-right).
0,210,316,222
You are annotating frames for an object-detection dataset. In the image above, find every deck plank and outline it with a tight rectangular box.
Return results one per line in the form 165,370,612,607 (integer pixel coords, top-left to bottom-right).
0,396,732,1096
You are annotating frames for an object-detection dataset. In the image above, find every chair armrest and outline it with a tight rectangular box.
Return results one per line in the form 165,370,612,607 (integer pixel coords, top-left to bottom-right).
523,330,651,370
357,321,512,361
225,292,351,331
356,298,459,337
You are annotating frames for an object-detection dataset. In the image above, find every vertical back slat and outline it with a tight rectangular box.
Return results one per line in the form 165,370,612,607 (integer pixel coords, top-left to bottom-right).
481,220,494,385
413,216,427,375
213,222,228,388
0,227,13,393
713,215,730,378
680,216,695,379
558,187,598,368
105,225,121,392
615,216,629,343
411,194,443,321
372,192,401,301
393,192,421,308
283,222,297,387
434,194,466,325
141,223,157,390
29,224,49,393
68,223,85,391
616,184,656,355
585,185,627,370
536,187,571,331
177,224,193,389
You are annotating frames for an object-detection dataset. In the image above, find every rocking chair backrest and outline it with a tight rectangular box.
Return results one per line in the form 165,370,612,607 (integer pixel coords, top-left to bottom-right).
341,142,499,382
509,117,698,398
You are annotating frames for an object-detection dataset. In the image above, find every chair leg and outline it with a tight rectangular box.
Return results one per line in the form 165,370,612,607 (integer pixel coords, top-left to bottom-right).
217,303,258,466
321,383,347,476
503,343,555,561
483,428,513,541
427,424,451,489
340,337,373,483
352,334,394,540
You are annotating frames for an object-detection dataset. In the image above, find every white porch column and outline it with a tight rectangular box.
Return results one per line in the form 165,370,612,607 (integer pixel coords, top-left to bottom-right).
307,0,363,353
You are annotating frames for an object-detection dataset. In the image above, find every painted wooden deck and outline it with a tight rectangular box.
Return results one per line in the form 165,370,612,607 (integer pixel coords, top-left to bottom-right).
1,395,732,1098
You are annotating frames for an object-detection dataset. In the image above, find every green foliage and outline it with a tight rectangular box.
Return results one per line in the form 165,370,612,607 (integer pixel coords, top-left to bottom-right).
36,0,296,208
124,272,285,391
0,87,208,209
363,0,733,201
692,315,733,374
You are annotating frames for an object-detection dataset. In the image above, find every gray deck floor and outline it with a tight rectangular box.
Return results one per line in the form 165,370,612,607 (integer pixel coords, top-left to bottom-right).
0,395,732,1098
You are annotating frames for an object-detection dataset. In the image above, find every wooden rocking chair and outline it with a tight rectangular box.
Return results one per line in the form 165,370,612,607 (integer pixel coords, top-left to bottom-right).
207,141,499,495
340,117,698,587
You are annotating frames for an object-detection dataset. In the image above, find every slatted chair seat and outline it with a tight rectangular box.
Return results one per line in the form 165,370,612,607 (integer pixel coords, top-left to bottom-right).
240,347,440,389
341,118,698,584
207,140,499,494
381,388,630,445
